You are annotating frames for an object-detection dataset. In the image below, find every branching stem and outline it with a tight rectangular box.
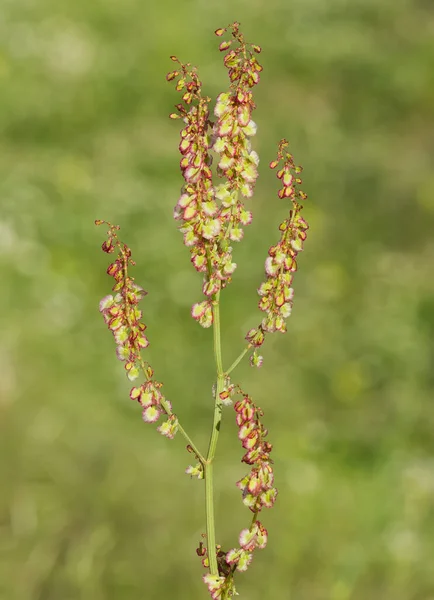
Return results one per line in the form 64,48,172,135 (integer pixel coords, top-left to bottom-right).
225,346,250,377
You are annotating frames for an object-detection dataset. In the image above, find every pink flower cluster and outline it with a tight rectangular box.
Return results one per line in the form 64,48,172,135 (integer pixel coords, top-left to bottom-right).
96,220,178,439
225,521,268,572
168,57,219,328
202,389,276,598
203,573,237,600
245,139,309,365
212,22,262,231
96,220,149,381
130,379,178,439
167,23,263,329
225,392,276,572
234,393,277,513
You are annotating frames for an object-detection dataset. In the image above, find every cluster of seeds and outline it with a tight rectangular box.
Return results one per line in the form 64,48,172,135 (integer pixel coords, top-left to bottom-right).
168,58,221,328
129,379,178,439
234,393,277,512
96,220,149,381
245,139,309,365
202,388,276,599
203,572,237,600
231,391,275,559
212,22,262,237
96,220,178,439
167,23,263,330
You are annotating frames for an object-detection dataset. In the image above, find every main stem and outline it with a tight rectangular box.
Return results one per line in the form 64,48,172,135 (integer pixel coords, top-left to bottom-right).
205,289,225,576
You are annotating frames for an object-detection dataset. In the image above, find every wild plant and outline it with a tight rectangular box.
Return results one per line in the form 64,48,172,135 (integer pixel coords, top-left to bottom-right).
96,22,309,599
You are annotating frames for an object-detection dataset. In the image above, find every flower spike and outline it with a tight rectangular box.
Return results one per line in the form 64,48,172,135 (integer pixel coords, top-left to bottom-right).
245,139,309,366
168,23,263,333
95,220,178,439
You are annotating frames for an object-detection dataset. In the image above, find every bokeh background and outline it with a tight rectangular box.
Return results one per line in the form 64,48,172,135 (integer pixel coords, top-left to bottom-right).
1,0,434,598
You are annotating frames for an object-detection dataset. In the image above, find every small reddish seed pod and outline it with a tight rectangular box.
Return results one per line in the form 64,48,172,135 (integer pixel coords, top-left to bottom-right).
101,239,114,253
215,27,226,36
269,160,279,169
252,44,262,54
219,40,232,51
251,71,260,84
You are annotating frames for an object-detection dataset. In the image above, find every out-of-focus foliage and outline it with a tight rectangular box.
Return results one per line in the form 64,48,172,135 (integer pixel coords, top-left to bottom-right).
1,1,434,599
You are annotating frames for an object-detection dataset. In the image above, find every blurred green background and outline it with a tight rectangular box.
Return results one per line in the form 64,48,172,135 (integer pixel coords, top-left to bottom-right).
1,0,434,598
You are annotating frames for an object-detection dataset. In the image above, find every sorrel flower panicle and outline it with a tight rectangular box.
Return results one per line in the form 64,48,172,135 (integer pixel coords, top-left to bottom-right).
168,21,262,329
95,22,309,600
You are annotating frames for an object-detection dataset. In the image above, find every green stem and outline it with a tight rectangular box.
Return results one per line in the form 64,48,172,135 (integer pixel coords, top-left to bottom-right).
205,289,225,576
225,345,250,377
212,291,224,377
177,422,206,465
204,461,216,572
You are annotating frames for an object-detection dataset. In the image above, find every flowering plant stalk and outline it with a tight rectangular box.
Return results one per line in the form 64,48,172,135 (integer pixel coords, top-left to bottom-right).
95,22,309,599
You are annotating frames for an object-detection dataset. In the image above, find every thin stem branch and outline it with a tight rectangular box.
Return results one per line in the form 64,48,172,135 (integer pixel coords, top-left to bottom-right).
225,345,251,377
177,423,206,465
